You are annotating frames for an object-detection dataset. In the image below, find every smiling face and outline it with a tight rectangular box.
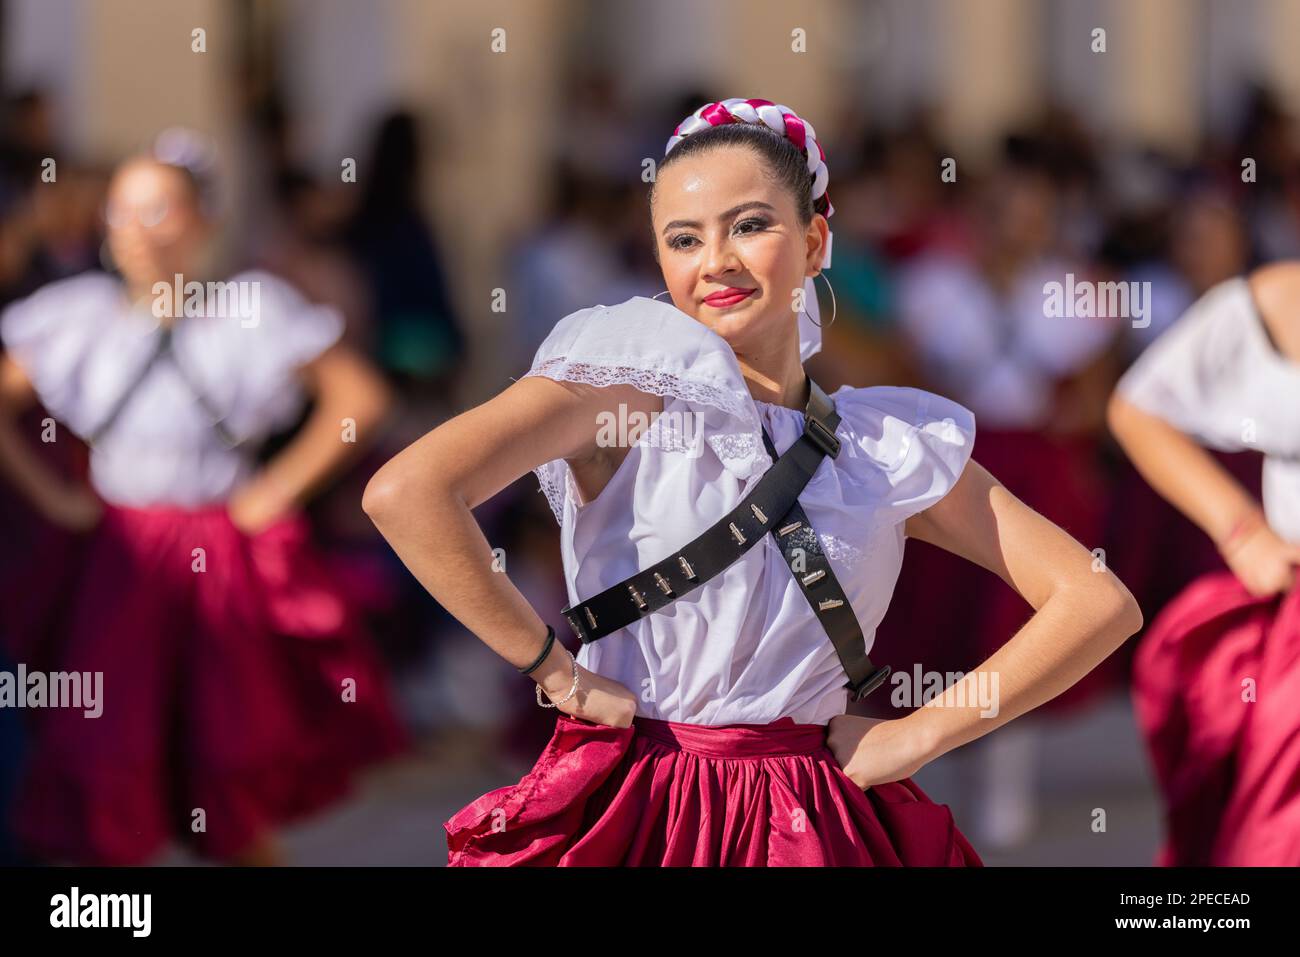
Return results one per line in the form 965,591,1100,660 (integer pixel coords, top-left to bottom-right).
651,144,828,357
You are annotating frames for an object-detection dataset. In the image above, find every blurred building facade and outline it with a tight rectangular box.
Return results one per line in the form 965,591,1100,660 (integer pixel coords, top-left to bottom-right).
6,0,1300,392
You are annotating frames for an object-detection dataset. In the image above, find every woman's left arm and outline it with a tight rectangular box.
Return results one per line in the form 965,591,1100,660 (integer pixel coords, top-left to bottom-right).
227,342,394,533
834,458,1143,786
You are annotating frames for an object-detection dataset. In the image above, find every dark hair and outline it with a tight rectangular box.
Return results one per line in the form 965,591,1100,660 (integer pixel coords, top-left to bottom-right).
649,121,829,253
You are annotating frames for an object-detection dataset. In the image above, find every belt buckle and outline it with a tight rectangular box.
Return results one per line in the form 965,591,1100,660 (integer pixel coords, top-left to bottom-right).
847,665,891,702
805,416,841,458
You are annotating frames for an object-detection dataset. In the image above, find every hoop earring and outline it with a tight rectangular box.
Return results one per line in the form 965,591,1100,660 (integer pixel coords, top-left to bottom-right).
99,237,117,276
651,290,671,301
802,272,837,328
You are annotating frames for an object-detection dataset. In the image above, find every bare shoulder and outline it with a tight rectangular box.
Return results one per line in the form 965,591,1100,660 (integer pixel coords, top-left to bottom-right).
905,456,1000,541
1247,262,1300,362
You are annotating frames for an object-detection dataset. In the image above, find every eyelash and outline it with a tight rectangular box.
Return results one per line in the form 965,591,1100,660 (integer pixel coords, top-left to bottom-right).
667,217,769,251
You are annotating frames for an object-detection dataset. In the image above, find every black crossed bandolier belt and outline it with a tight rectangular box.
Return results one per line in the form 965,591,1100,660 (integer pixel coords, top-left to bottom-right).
561,376,891,702
85,323,241,449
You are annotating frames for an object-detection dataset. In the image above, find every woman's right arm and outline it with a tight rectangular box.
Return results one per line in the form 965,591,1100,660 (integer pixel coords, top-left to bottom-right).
1106,392,1299,596
0,353,101,530
362,374,650,727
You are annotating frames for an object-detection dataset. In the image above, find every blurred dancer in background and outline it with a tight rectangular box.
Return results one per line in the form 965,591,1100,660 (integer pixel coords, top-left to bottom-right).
1109,261,1300,865
0,129,408,865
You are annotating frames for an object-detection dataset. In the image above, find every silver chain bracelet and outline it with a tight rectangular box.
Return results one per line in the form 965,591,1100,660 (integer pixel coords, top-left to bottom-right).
535,645,580,708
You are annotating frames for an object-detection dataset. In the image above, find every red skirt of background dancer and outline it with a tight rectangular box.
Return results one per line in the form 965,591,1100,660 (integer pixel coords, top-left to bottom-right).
444,712,983,866
869,427,1115,719
7,502,409,865
1132,570,1300,866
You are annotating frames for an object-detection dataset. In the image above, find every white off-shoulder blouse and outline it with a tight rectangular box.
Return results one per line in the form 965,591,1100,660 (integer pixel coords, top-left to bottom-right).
0,270,343,508
1116,276,1300,546
523,296,977,726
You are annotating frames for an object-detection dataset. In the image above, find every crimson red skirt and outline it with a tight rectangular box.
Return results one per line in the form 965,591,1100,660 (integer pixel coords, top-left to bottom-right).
445,712,982,867
7,502,408,864
1132,570,1300,866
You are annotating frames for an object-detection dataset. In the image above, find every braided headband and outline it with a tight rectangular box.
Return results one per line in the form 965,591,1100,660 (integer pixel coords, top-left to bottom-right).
666,99,833,229
664,97,832,359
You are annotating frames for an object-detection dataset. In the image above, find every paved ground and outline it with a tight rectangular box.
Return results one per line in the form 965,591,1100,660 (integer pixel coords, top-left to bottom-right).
916,691,1164,866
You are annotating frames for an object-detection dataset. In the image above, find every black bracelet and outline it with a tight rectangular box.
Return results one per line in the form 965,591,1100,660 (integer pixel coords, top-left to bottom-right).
519,624,557,676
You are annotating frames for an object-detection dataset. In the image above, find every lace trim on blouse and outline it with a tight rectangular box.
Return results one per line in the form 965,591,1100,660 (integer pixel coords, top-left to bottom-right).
525,356,766,523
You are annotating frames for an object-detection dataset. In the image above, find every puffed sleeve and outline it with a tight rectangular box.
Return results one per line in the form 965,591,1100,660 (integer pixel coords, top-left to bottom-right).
833,386,977,534
521,295,767,523
0,272,120,431
235,270,345,374
214,270,346,437
1115,277,1262,453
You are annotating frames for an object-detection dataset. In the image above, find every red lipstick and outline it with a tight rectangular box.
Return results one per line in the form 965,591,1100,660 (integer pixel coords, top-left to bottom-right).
703,287,756,307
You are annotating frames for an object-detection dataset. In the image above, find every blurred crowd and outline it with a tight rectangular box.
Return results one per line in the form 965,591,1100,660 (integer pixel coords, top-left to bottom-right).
1,70,1294,862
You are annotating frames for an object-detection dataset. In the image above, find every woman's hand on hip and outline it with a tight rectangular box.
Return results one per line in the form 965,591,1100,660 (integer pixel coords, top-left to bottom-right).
538,659,639,729
227,472,296,535
1222,522,1300,597
827,713,929,790
40,481,104,532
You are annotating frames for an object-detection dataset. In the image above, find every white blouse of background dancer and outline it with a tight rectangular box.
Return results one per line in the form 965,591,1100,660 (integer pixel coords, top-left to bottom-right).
896,254,1120,429
0,270,343,508
1116,276,1300,546
524,292,975,727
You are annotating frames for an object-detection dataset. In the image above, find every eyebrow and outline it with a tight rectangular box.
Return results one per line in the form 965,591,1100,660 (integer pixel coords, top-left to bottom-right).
661,201,776,235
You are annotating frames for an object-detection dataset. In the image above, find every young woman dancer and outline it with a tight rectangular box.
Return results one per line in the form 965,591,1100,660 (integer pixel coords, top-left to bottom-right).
365,98,1143,866
0,132,408,865
1109,261,1300,866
